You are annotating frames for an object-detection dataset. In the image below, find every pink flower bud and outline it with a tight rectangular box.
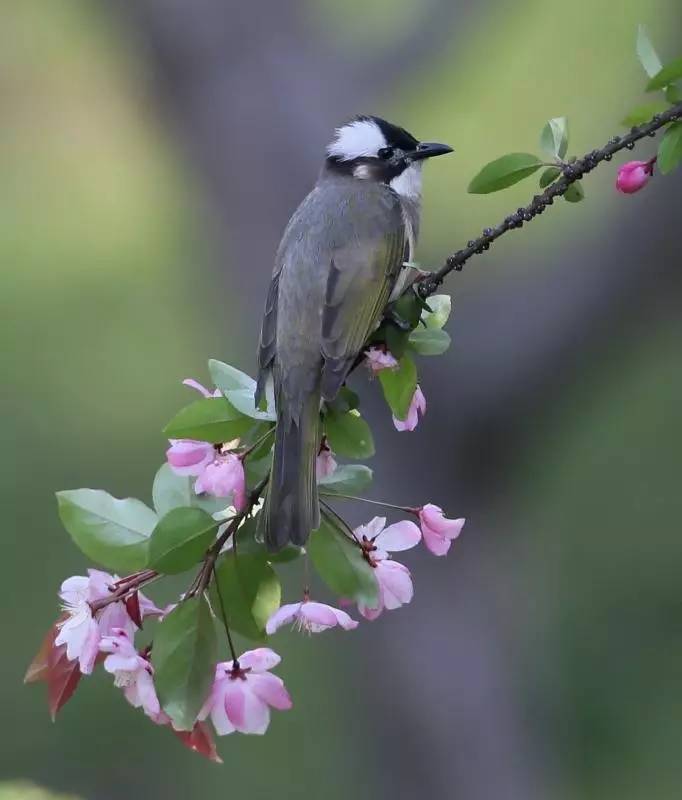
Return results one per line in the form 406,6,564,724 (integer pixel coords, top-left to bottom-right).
316,437,337,479
393,385,426,432
616,159,655,194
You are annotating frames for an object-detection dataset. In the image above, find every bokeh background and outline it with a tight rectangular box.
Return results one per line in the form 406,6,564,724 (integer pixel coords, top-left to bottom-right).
2,1,681,798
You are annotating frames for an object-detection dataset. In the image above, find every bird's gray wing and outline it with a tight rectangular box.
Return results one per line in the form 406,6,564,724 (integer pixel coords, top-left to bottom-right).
320,192,406,400
255,267,281,405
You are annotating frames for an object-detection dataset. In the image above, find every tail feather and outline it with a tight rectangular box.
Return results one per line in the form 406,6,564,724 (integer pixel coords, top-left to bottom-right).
263,388,320,551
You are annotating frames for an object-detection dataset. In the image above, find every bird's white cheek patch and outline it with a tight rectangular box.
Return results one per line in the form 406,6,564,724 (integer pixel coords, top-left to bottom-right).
389,163,423,200
327,119,387,161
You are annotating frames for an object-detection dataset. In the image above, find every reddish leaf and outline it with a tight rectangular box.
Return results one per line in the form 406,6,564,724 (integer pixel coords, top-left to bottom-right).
25,617,84,720
25,623,58,684
174,722,222,763
125,591,143,629
47,643,82,721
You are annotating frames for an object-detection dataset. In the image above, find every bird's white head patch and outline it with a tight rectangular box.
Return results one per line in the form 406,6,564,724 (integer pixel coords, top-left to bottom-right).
326,118,388,161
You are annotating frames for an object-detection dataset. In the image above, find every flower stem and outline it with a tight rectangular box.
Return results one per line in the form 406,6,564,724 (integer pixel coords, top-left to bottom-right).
320,492,411,513
211,562,239,666
240,425,276,461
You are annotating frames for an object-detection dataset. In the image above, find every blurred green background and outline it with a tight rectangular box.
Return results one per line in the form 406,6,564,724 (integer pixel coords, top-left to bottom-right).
2,1,681,798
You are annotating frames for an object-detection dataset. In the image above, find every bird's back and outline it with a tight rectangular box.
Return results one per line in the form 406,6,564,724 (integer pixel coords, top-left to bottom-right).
271,172,406,408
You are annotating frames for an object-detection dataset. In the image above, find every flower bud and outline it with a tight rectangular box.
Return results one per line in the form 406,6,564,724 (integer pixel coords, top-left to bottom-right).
616,159,655,194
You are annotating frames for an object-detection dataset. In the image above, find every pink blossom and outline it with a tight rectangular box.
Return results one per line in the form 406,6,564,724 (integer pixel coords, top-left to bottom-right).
418,504,465,556
195,453,246,509
198,648,292,736
616,159,655,194
316,439,337,479
352,516,421,620
354,515,421,560
166,439,215,477
182,378,221,398
393,385,426,431
266,599,358,634
358,560,414,621
54,570,162,675
99,629,161,719
365,346,399,373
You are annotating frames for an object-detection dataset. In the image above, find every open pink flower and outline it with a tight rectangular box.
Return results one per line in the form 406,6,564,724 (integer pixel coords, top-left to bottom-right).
358,560,414,621
54,570,162,675
99,629,160,719
198,649,292,736
195,453,246,509
352,516,421,620
354,516,421,560
316,437,337,479
166,440,215,477
393,385,426,431
266,599,358,634
616,159,655,194
365,346,399,373
418,504,465,556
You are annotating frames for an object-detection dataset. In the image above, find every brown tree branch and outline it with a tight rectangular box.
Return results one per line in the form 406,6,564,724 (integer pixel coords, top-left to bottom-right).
418,101,682,298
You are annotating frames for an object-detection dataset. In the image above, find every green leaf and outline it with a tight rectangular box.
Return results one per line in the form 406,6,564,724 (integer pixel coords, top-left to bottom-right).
564,181,585,203
244,452,273,487
421,294,451,330
621,101,669,127
163,397,253,443
468,153,542,194
268,544,305,564
308,511,378,606
636,25,663,79
408,327,451,356
666,84,681,103
152,596,217,731
325,409,375,459
224,388,276,422
647,57,682,91
539,117,568,159
319,464,373,495
152,463,227,517
383,323,410,358
208,359,255,392
147,507,217,574
378,354,417,420
211,551,281,641
56,489,156,572
539,166,561,188
208,359,277,421
658,122,682,174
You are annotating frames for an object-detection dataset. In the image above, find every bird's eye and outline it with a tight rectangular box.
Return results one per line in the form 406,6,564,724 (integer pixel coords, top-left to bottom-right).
377,147,394,160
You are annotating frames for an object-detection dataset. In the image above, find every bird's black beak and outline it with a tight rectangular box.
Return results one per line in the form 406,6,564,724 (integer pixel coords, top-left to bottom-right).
410,141,454,161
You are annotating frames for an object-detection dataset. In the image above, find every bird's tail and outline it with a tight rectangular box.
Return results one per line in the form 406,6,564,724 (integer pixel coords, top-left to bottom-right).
263,386,320,551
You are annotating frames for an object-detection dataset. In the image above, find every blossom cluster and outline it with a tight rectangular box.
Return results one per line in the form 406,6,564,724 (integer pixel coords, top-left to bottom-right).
28,289,464,762
28,501,463,759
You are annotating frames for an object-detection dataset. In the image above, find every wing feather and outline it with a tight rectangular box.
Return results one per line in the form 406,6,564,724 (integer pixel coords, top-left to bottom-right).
320,208,405,400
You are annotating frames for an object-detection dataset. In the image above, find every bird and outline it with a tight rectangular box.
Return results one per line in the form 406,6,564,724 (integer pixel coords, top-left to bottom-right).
256,115,453,551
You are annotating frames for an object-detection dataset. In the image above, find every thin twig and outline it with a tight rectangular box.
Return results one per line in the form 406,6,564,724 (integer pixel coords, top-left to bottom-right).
416,102,682,298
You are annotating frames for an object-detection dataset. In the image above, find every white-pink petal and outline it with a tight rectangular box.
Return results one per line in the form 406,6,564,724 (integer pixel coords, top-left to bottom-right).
249,673,293,710
265,603,302,635
375,520,421,553
354,516,387,541
376,560,413,610
238,648,281,672
182,378,219,398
